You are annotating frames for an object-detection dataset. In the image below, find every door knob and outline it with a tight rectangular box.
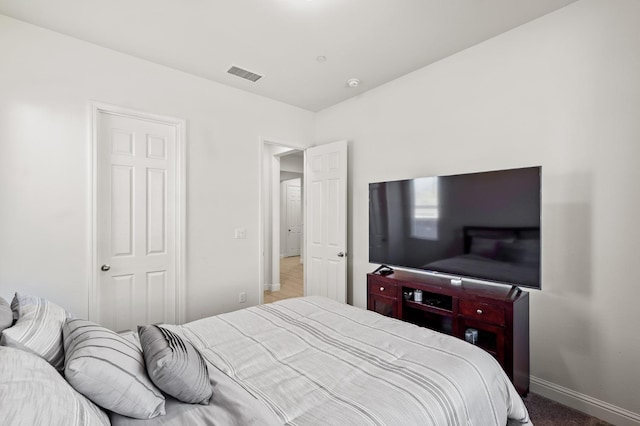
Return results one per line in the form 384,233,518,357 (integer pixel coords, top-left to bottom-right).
101,264,111,271
337,252,346,258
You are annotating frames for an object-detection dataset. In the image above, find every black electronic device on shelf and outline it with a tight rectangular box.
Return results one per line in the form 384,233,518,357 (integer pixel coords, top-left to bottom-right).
372,264,394,276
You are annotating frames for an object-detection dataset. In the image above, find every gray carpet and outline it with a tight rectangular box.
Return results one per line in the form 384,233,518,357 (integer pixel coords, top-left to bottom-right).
523,393,612,426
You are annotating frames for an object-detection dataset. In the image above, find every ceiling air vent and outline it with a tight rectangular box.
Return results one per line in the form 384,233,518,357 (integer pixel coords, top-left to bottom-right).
227,65,263,82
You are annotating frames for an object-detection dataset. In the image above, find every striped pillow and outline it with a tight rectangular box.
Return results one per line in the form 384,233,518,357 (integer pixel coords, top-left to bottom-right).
0,293,70,371
63,318,165,419
138,324,212,405
0,296,12,332
0,346,110,426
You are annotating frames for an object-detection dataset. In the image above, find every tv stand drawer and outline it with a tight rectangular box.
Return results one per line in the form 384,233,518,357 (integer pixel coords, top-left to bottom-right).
367,279,397,299
460,301,505,326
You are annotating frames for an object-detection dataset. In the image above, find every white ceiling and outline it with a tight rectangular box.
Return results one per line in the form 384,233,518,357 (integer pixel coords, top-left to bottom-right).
0,0,577,112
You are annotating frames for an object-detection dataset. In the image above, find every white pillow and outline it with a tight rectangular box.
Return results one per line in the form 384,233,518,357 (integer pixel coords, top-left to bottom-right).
63,318,166,419
0,345,109,426
0,293,70,371
0,296,12,333
138,324,212,404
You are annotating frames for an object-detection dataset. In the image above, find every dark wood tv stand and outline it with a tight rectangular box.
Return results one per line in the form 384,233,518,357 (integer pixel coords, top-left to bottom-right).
367,270,529,396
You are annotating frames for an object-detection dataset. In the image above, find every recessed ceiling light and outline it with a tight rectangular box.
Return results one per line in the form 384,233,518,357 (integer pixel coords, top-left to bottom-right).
347,78,360,88
316,55,327,63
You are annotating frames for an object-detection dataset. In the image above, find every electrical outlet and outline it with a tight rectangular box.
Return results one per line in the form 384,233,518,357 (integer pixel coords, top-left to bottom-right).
239,292,247,303
234,228,246,239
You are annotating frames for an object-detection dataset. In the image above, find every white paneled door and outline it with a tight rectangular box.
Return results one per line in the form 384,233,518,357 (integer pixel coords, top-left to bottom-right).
95,109,180,332
305,140,347,303
285,179,302,257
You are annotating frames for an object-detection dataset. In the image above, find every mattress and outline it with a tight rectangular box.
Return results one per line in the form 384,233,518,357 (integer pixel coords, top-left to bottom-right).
111,296,531,426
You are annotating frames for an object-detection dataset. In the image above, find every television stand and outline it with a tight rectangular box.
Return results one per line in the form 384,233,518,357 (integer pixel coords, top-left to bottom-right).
367,270,529,396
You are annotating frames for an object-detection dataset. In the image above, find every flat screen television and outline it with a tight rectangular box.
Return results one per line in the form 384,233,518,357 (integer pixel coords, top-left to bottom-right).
369,166,541,289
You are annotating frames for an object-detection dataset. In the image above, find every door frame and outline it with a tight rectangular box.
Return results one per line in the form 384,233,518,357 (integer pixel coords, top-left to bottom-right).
88,102,187,324
258,138,306,304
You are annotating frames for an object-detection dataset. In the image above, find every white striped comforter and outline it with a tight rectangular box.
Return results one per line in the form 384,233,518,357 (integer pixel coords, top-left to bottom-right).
179,296,531,426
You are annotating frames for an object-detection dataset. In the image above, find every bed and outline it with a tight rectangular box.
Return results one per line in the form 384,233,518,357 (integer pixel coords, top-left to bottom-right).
0,294,531,426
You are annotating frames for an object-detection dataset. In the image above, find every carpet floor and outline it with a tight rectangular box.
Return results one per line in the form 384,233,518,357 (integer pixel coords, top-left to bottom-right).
523,393,612,425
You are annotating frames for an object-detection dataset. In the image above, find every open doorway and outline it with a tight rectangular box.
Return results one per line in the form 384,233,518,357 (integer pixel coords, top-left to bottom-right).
261,143,304,304
264,254,303,303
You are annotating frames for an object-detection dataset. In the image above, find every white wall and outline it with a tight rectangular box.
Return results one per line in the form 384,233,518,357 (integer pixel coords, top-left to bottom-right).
0,15,314,321
280,154,304,174
315,0,640,422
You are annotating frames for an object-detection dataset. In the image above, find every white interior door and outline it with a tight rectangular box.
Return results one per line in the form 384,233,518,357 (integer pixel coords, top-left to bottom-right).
305,140,348,303
285,179,302,257
96,110,179,332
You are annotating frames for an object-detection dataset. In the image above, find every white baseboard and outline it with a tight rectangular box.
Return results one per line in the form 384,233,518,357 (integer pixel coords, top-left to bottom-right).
263,283,281,292
531,376,640,426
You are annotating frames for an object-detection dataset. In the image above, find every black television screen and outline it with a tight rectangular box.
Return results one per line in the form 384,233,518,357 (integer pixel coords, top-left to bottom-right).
369,166,541,289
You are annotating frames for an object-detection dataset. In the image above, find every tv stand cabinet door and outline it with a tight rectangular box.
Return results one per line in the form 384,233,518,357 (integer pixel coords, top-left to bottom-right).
367,275,399,318
368,293,397,318
458,318,506,367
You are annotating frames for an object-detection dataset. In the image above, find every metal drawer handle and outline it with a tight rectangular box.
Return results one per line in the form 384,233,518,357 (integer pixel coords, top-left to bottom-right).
476,309,483,315
380,286,385,292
